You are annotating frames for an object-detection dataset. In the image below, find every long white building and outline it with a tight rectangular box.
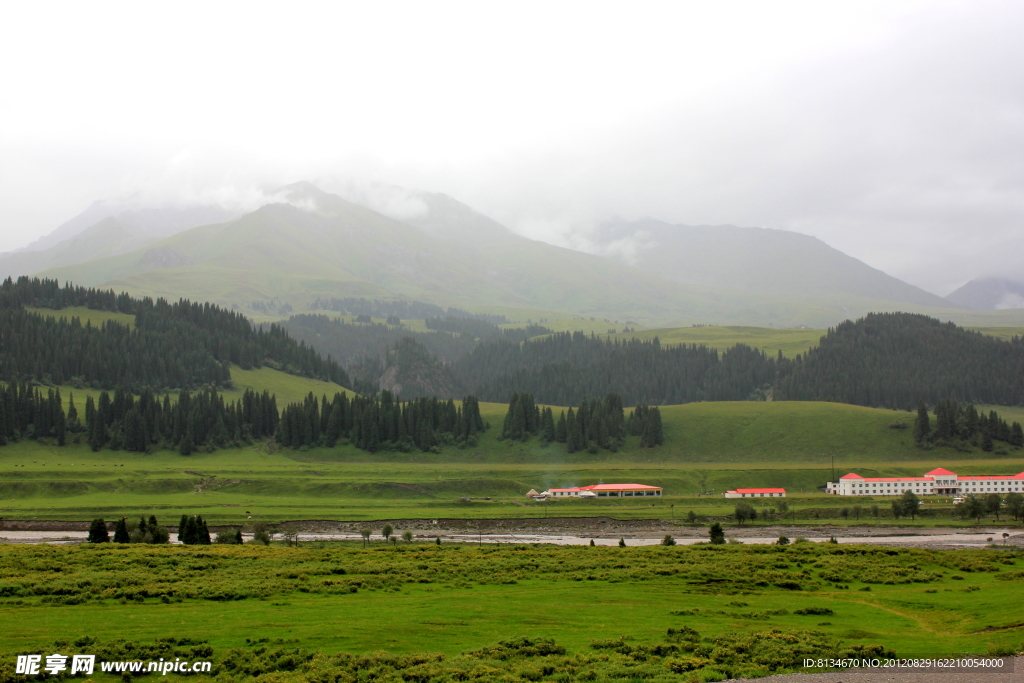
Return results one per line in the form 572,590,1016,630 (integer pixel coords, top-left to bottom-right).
724,488,786,498
544,483,663,498
826,467,1024,496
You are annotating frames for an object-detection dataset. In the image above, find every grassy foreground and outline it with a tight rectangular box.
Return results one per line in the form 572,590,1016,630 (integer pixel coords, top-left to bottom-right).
0,542,1020,682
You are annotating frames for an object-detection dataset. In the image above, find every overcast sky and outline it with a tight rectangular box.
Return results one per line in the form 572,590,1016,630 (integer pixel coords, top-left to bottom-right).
1,0,1022,295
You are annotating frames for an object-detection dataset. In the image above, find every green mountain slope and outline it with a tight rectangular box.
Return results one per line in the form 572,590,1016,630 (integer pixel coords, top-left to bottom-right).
39,183,731,325
0,204,237,280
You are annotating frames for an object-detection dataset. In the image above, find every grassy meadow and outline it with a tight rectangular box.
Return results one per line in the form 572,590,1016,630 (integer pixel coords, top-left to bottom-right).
26,306,137,330
1,400,1022,525
603,326,825,359
0,542,1021,682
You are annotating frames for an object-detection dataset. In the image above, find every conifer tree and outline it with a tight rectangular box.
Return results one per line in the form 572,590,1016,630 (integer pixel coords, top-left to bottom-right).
196,515,211,544
566,408,581,453
88,518,110,543
113,517,130,543
66,392,79,431
555,410,567,443
540,407,555,444
913,402,931,444
180,516,198,545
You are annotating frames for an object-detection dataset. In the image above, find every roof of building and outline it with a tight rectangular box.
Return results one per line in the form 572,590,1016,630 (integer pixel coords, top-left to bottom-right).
543,484,663,493
579,483,662,491
837,469,1024,483
727,488,786,494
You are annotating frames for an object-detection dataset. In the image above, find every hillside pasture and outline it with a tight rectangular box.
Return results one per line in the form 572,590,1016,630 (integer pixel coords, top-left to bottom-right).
603,325,825,359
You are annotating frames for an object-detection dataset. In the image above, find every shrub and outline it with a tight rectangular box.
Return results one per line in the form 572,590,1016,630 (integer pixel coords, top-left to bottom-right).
794,607,834,615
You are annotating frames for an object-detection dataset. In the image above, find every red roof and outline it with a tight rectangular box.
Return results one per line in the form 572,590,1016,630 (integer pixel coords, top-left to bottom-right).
838,469,1024,484
730,488,786,494
579,483,662,491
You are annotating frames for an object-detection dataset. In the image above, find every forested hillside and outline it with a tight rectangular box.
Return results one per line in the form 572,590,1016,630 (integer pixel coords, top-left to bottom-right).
280,308,1024,411
457,332,777,406
278,314,550,368
776,313,1024,407
0,277,348,391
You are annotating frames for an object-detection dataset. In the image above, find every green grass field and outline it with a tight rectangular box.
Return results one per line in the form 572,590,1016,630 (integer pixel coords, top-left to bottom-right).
2,400,1022,525
603,326,825,358
0,542,1020,682
7,364,352,418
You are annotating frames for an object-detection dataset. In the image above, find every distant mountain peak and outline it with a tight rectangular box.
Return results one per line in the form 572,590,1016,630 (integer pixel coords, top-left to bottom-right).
588,218,958,311
945,277,1024,310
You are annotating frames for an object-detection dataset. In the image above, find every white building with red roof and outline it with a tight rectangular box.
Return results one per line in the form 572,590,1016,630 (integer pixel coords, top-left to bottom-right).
826,467,1024,496
724,488,786,498
543,483,662,498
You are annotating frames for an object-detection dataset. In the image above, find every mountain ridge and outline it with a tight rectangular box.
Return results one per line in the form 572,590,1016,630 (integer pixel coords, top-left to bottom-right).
590,217,958,309
32,181,1024,328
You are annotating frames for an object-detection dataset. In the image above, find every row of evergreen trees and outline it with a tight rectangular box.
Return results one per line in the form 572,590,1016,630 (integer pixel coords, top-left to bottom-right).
277,391,486,453
309,296,507,324
913,400,1024,450
87,514,220,544
82,387,279,454
0,276,349,391
500,392,663,452
0,381,70,445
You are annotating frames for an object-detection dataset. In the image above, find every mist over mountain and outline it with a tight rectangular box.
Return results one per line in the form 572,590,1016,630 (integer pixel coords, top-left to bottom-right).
589,218,957,310
40,182,721,325
30,181,1024,328
0,203,238,281
945,277,1024,311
